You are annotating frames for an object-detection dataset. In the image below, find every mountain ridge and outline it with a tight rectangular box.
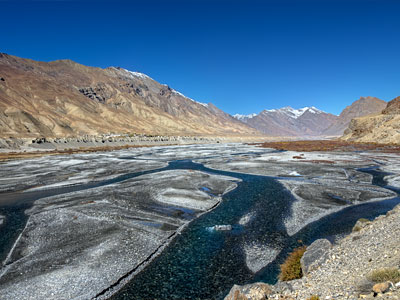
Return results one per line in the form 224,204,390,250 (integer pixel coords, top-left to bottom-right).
0,53,260,138
322,96,386,136
234,97,387,137
342,96,400,143
234,106,338,137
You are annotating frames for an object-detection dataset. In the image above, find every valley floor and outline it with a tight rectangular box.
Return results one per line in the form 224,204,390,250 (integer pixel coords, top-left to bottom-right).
0,143,399,299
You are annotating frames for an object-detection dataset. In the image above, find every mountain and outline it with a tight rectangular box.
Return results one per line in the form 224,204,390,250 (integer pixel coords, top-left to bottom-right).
0,53,259,138
342,96,400,144
382,95,400,114
232,113,257,121
234,106,338,137
322,96,386,136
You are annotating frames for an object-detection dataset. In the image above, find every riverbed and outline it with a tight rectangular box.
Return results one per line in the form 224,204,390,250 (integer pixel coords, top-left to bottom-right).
0,143,399,300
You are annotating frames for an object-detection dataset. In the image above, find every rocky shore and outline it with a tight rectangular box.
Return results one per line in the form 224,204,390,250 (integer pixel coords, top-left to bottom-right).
0,135,227,151
225,203,400,300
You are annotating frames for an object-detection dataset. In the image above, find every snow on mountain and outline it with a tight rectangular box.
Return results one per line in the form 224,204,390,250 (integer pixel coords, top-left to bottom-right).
233,113,257,121
234,107,325,122
266,106,323,119
119,68,154,81
234,105,337,136
171,89,208,107
120,68,209,108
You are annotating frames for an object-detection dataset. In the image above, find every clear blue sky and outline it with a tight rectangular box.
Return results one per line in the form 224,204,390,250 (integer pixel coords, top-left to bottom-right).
1,0,399,115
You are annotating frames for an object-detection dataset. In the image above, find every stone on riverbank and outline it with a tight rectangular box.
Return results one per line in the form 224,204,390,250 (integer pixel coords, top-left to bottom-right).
224,282,273,300
300,239,331,275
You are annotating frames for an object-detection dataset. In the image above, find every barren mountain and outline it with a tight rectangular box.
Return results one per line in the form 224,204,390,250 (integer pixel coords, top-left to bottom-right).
234,107,338,137
0,53,259,138
342,96,400,144
323,96,386,136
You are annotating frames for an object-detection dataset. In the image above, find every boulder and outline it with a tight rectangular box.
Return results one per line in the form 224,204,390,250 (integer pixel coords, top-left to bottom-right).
224,282,273,300
300,239,331,275
352,218,371,232
372,282,390,294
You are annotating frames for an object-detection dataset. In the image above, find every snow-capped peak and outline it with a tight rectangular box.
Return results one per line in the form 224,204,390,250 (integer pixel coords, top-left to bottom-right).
307,106,323,114
233,113,257,121
263,106,323,119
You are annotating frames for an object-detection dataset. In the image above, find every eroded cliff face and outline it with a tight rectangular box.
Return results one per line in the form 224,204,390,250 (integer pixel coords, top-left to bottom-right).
0,53,259,138
342,96,400,144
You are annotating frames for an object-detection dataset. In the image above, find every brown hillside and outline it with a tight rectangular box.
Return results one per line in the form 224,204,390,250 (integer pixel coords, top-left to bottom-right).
342,96,400,144
0,53,260,138
382,96,400,114
323,96,386,136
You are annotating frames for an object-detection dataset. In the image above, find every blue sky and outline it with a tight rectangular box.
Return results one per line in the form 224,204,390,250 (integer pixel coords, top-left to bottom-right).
1,0,399,115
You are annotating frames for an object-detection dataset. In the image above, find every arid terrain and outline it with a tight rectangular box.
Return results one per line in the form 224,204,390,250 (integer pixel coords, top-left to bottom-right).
0,53,259,138
343,96,400,144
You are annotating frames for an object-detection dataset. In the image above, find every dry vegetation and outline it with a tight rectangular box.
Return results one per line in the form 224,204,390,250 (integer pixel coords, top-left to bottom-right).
252,140,400,153
368,268,400,283
279,246,307,281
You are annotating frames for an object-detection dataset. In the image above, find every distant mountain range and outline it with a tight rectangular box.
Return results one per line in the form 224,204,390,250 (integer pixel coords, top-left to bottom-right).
0,53,259,138
0,53,391,140
233,97,386,137
234,106,337,136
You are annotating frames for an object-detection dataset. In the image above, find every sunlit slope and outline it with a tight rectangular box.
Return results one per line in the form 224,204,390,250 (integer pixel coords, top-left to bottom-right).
0,53,260,138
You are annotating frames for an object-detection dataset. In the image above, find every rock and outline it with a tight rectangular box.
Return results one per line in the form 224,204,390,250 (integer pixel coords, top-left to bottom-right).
214,224,233,231
224,282,273,300
352,218,371,232
300,239,332,275
373,282,390,294
359,293,374,299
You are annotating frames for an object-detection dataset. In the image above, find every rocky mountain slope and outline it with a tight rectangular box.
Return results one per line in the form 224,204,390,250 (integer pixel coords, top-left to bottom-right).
323,96,386,136
0,53,259,138
234,97,387,138
342,96,400,144
234,107,338,137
